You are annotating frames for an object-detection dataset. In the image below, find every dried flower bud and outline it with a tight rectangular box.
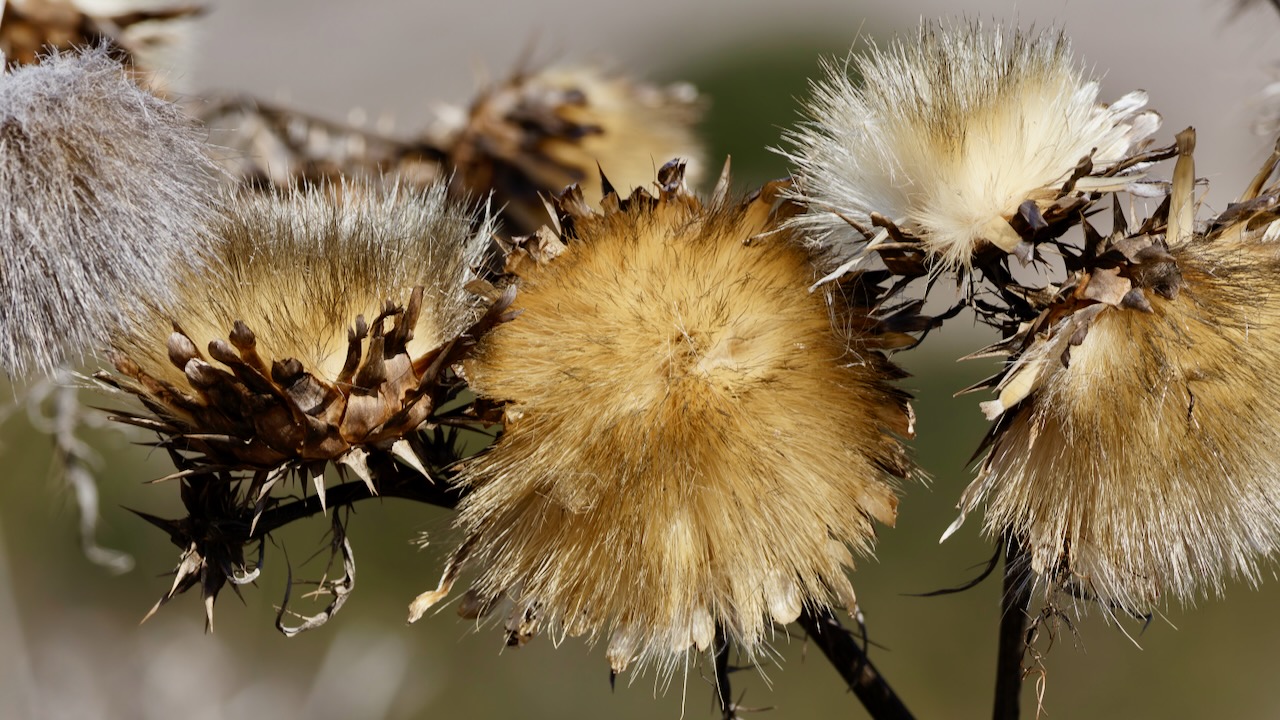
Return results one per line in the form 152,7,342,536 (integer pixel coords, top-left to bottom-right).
430,65,706,233
0,46,218,377
409,162,915,677
951,130,1280,612
782,21,1159,274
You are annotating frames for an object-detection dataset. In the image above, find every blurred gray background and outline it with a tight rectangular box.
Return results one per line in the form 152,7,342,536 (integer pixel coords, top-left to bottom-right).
4,0,1280,718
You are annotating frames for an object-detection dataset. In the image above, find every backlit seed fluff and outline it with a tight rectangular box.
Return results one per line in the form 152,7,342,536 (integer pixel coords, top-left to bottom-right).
0,46,218,377
782,22,1160,273
106,181,492,477
955,137,1280,612
409,164,915,677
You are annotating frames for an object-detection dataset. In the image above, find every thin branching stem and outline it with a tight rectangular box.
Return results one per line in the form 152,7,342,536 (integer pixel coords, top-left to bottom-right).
247,463,462,540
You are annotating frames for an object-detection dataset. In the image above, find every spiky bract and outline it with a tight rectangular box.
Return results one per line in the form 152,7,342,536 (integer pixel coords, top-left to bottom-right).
783,21,1159,273
418,164,914,676
0,46,217,376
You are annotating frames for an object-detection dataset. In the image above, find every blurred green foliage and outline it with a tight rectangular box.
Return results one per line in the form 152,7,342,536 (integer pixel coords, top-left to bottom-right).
660,34,862,187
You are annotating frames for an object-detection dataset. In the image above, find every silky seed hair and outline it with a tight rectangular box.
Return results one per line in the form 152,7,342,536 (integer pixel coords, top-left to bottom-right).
0,46,218,377
781,21,1159,273
955,136,1280,612
113,181,491,391
411,165,915,678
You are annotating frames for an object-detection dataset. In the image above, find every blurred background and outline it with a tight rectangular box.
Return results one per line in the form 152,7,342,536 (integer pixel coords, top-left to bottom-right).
4,0,1280,717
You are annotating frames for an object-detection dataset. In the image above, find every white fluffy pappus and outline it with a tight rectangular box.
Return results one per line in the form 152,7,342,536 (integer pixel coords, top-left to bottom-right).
0,46,218,377
782,21,1160,273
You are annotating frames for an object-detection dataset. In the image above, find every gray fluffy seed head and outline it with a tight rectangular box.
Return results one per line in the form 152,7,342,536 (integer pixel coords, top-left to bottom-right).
0,46,219,377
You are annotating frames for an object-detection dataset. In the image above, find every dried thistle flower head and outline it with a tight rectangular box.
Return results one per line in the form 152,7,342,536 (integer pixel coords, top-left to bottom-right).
106,181,492,473
2,1,204,94
430,64,706,233
100,180,499,627
0,46,217,377
199,63,704,238
782,21,1160,274
952,130,1280,611
409,162,915,677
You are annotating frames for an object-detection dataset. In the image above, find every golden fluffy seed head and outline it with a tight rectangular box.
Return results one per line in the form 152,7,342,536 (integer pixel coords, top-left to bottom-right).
782,21,1159,272
444,166,913,676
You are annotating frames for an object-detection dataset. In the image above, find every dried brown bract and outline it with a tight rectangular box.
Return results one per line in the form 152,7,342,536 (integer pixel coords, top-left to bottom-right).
953,129,1280,612
408,161,915,678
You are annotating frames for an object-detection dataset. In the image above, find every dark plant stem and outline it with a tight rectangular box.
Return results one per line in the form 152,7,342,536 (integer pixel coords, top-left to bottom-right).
713,624,735,720
993,534,1032,720
247,463,461,540
798,607,914,720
